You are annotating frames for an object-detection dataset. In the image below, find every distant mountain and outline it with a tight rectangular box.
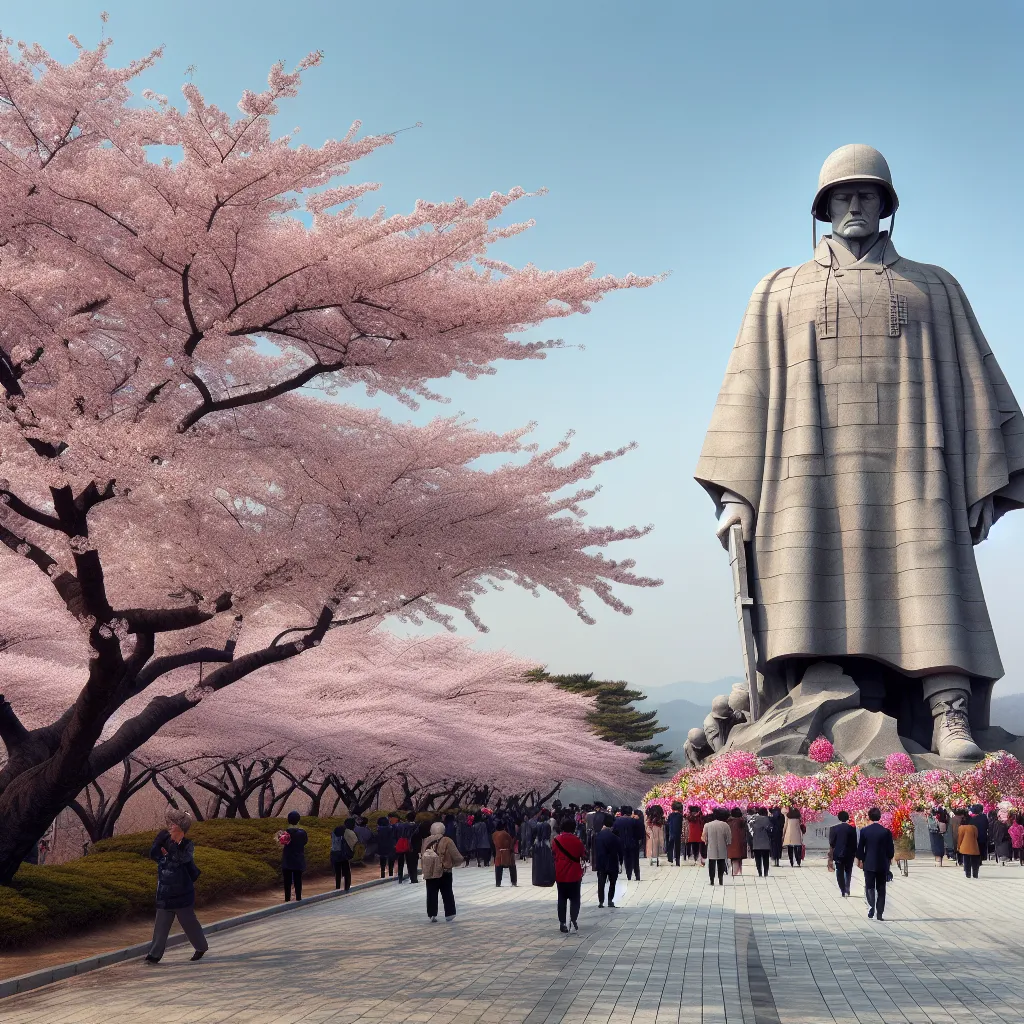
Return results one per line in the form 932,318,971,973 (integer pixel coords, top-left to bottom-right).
637,677,744,709
991,693,1024,735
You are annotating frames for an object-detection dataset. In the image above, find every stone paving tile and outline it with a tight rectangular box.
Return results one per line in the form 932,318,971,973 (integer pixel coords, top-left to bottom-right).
3,859,1024,1022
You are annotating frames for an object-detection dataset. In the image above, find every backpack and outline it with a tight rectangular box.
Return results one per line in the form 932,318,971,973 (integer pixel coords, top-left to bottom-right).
420,838,444,879
331,831,353,860
395,826,412,855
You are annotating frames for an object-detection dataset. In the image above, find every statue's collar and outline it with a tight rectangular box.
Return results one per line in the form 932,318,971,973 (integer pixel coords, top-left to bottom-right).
814,231,900,269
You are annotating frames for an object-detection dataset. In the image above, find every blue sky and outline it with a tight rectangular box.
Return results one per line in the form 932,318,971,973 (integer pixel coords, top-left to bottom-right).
8,2,1024,694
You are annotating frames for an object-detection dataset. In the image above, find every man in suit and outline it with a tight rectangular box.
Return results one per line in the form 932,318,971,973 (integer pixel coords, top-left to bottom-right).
968,804,990,861
856,807,895,921
594,813,624,908
613,806,641,881
828,811,858,896
666,801,685,867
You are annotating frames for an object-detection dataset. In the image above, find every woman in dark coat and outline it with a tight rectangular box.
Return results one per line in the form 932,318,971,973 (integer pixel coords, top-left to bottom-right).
767,807,784,866
992,816,1012,863
531,811,556,887
456,812,474,867
727,807,749,876
471,814,492,866
145,809,209,964
279,810,308,901
444,813,458,842
375,814,396,878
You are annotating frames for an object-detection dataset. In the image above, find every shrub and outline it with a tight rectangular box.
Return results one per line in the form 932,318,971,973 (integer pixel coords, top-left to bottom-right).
2,816,365,951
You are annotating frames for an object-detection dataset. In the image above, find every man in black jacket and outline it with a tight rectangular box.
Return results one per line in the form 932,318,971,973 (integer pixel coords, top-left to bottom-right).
666,802,684,867
594,814,624,907
612,807,640,881
828,811,858,896
968,804,989,861
856,807,895,921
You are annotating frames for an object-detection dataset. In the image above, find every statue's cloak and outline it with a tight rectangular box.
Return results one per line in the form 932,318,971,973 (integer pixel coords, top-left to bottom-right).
695,234,1024,680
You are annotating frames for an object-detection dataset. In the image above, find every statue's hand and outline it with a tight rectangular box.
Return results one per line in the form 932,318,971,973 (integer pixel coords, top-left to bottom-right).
716,500,754,549
969,495,994,544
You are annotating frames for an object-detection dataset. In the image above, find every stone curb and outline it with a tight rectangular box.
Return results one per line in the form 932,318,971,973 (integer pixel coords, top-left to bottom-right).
0,874,390,1000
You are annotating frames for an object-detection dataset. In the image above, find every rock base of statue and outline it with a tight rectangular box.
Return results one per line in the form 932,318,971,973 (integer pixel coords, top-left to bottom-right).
712,661,1024,773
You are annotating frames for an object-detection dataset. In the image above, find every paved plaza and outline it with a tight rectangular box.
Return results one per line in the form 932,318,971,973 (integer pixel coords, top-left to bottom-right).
3,858,1024,1024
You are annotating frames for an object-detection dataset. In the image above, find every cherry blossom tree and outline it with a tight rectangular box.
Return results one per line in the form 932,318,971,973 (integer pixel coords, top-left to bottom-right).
0,36,659,878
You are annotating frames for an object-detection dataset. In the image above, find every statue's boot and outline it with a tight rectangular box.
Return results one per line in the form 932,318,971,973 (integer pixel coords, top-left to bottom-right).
923,674,983,760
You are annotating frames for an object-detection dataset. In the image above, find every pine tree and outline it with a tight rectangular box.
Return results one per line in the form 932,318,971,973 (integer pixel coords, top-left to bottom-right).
527,670,672,775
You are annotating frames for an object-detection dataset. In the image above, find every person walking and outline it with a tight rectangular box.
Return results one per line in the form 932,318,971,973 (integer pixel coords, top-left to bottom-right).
375,814,397,879
958,814,982,878
1009,813,1024,865
783,807,806,867
750,807,772,878
645,805,665,867
145,809,209,964
354,817,375,861
968,804,989,865
828,811,858,896
927,808,949,866
702,808,731,887
531,811,556,887
594,813,623,908
553,816,587,932
471,812,492,867
666,802,684,867
727,807,749,876
613,806,641,881
685,806,705,865
393,813,416,884
856,807,894,921
331,818,359,891
768,807,784,867
280,810,308,902
493,819,518,887
948,808,966,866
421,821,464,922
992,814,1012,865
456,812,474,867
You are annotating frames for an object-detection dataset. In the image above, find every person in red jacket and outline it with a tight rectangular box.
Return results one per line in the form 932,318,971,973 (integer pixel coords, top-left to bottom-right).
686,806,705,864
553,816,588,933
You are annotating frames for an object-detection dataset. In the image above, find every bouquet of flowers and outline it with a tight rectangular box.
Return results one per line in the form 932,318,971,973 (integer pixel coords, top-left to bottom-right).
275,830,291,845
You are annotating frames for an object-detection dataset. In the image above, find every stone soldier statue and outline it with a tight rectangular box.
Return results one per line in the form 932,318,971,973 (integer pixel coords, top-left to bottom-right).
696,144,1024,760
703,695,743,752
684,727,712,767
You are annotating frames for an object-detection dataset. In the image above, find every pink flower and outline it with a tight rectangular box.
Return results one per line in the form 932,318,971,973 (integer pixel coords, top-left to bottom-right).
808,736,835,764
884,752,916,776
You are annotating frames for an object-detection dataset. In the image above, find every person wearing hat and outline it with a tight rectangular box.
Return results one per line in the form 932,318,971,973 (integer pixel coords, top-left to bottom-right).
145,808,209,963
696,144,1024,759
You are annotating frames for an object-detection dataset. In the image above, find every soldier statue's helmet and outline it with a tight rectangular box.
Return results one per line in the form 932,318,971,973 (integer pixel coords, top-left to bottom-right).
710,695,732,717
686,727,706,744
812,144,899,222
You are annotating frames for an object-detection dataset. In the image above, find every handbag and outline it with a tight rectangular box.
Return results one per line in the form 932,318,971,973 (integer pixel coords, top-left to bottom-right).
826,850,834,872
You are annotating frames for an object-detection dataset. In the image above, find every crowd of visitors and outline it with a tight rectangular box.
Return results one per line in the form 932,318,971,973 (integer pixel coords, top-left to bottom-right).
141,796,1024,963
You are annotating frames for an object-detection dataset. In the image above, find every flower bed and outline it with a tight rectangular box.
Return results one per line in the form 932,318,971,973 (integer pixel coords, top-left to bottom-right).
644,750,1024,826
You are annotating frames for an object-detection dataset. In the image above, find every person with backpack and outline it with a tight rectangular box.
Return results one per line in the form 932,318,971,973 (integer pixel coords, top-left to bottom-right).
394,813,418,883
553,816,588,932
331,818,359,891
375,814,397,879
279,810,308,902
421,821,464,921
145,808,208,964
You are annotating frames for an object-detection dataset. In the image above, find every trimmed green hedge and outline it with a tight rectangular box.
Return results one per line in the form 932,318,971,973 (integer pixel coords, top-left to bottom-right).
0,816,366,952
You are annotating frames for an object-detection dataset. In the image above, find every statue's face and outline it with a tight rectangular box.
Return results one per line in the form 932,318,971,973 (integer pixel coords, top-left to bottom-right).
828,182,884,239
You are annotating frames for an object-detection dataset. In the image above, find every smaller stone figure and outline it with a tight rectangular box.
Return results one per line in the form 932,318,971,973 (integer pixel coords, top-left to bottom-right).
704,695,744,752
728,684,751,722
684,727,713,767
